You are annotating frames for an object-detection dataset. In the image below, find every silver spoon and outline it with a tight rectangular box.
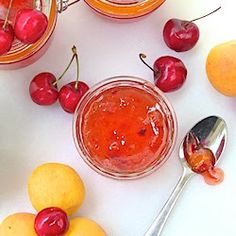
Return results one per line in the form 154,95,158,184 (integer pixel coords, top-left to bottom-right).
144,115,227,236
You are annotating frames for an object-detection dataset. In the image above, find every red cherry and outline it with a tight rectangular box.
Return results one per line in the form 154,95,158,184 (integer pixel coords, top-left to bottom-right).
0,20,14,55
163,7,221,52
0,0,15,55
29,46,80,106
14,9,48,44
153,56,187,92
59,46,89,113
163,19,199,52
34,207,69,236
29,72,58,105
139,53,187,92
59,81,89,113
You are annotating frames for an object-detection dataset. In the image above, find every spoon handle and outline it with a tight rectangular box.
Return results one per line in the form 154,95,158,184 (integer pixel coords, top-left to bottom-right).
144,169,193,236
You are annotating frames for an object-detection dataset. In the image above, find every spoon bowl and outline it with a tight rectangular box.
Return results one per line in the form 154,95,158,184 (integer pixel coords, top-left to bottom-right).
144,116,227,236
179,116,227,173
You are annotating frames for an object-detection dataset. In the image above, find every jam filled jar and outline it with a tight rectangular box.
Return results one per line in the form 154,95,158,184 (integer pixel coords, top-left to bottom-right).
0,0,165,69
73,76,177,179
0,0,78,69
84,0,166,19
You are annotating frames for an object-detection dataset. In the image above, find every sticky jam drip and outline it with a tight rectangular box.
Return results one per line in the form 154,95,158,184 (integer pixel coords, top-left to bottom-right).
183,132,224,185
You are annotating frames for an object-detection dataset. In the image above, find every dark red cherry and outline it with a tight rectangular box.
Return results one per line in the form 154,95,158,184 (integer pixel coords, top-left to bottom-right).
34,207,69,236
139,53,187,92
29,72,58,105
163,7,221,52
163,19,199,52
153,56,187,92
14,9,48,44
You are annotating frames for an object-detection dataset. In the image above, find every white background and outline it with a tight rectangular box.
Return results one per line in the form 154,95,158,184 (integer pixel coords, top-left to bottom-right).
1,0,236,235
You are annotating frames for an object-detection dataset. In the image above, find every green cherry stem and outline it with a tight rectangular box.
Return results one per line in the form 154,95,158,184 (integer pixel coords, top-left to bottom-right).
139,53,159,77
190,6,221,22
53,46,77,86
3,0,14,30
74,47,80,90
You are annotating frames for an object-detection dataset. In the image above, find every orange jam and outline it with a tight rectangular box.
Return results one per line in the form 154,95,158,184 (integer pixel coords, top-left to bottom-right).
186,148,215,174
184,133,224,185
75,79,176,178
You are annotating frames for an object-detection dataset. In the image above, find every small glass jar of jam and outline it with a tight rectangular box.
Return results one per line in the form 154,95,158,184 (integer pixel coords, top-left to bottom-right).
84,0,166,19
73,76,177,179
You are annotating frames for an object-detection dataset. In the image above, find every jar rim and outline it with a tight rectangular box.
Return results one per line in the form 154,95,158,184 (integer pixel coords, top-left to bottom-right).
84,0,165,19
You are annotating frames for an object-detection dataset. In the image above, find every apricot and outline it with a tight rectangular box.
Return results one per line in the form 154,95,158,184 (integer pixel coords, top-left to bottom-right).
65,217,107,236
206,40,236,96
28,163,85,215
0,213,36,236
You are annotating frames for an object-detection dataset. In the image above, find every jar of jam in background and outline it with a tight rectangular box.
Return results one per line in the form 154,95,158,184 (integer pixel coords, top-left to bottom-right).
84,0,166,19
0,0,80,69
0,0,165,69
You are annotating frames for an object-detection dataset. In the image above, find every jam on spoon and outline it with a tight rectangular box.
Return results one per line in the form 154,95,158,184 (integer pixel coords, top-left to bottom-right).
184,132,224,185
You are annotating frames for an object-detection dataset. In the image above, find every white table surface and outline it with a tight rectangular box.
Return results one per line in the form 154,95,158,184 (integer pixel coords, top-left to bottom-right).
1,0,236,235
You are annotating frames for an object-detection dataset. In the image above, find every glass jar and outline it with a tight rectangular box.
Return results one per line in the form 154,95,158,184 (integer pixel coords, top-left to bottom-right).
73,76,177,180
0,0,79,70
84,0,166,19
0,0,165,69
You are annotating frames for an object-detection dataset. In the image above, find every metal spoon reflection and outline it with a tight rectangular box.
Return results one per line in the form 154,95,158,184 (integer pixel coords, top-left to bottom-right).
144,116,227,236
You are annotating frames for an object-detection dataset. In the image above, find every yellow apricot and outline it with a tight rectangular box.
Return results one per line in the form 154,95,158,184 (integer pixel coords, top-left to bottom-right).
206,40,236,96
0,213,36,236
65,217,107,236
28,163,85,215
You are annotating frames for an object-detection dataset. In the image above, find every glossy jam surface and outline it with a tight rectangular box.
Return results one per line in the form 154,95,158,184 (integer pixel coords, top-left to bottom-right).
184,133,224,185
78,85,173,174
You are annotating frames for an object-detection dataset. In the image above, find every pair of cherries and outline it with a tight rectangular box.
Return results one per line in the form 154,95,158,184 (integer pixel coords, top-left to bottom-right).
29,46,89,114
140,7,221,92
0,0,48,55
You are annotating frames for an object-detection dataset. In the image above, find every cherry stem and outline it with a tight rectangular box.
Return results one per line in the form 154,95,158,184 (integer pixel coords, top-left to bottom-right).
139,53,158,76
53,46,77,86
190,6,221,22
74,49,80,90
3,0,14,30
